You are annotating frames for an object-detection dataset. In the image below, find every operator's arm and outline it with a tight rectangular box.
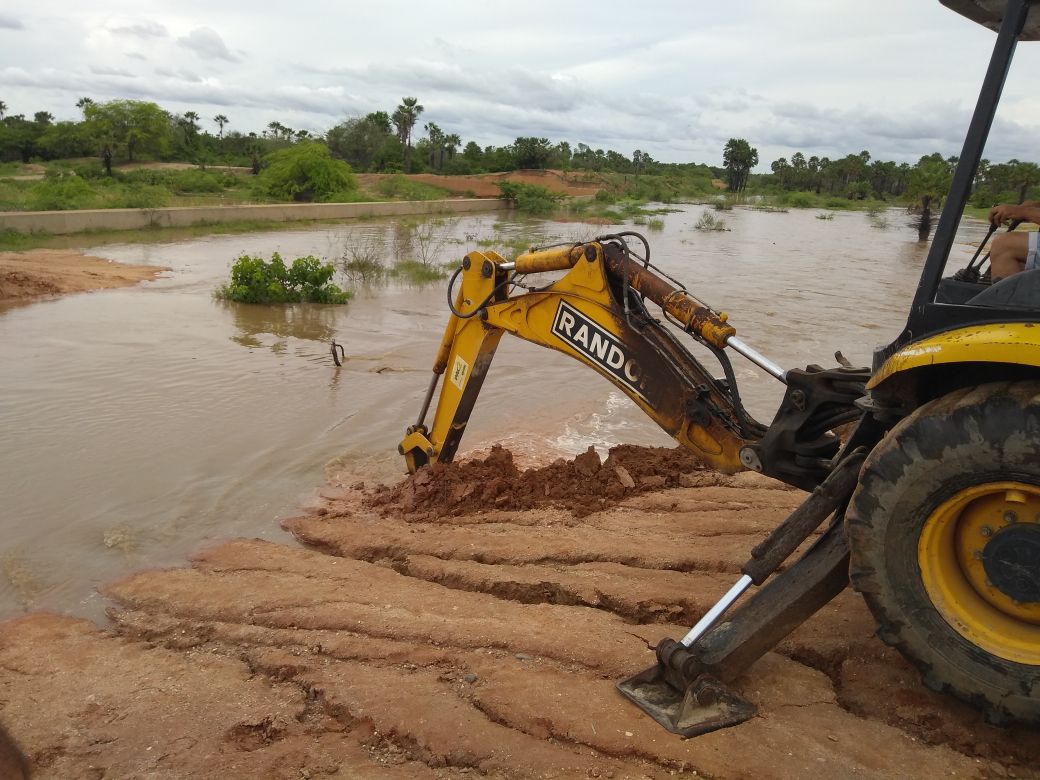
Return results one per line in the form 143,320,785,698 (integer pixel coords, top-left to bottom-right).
989,201,1040,226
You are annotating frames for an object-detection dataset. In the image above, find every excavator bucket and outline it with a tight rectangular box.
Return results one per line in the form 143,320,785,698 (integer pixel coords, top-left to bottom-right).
617,667,756,737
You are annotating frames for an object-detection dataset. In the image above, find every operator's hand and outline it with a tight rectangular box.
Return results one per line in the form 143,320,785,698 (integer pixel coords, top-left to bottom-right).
989,203,1021,226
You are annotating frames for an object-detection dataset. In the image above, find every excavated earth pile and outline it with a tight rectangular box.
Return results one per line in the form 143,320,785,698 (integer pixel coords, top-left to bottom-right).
0,445,1037,778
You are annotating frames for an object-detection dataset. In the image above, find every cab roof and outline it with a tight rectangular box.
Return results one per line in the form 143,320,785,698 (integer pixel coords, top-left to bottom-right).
942,0,1040,40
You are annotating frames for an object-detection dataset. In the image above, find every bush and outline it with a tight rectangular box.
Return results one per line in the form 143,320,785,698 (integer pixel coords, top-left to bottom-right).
786,192,816,208
375,174,451,201
694,212,728,231
497,181,566,215
256,143,358,202
72,161,107,179
110,183,169,209
216,252,352,304
25,175,95,210
166,169,233,194
339,234,387,284
823,197,855,209
390,260,447,284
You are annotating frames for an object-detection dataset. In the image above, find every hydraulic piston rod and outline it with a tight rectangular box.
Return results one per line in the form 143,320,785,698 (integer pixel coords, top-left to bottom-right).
598,242,787,383
726,336,787,383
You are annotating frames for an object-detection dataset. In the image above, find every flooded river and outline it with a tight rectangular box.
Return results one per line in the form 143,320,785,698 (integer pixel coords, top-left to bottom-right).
0,204,987,619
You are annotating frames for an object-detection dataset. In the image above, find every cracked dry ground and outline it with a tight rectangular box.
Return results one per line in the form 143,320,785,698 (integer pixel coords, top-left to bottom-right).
0,446,1037,779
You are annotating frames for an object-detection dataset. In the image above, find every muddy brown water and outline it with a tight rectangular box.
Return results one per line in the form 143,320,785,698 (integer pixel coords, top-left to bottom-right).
0,206,988,619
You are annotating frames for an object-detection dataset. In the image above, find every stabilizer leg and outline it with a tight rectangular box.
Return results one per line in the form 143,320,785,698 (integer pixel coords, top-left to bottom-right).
617,451,865,737
618,523,850,736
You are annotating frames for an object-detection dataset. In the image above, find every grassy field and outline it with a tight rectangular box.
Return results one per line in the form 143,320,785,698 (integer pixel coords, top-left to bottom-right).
0,160,457,213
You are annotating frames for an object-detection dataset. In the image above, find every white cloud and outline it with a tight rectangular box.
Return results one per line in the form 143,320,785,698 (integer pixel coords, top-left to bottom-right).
106,19,167,38
178,27,238,63
1,1,1039,167
89,64,136,78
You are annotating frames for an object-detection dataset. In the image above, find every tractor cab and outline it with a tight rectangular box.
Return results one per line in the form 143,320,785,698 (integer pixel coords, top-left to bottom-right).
871,0,1040,404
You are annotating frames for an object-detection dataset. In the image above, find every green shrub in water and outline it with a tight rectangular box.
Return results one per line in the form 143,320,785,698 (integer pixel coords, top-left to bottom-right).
216,252,352,304
694,212,728,231
390,260,447,284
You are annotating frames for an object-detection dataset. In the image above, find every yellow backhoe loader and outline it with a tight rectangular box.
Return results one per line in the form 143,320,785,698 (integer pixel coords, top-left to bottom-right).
397,0,1040,736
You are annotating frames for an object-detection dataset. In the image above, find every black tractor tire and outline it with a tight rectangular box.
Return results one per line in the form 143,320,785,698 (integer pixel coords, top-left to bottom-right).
847,381,1040,725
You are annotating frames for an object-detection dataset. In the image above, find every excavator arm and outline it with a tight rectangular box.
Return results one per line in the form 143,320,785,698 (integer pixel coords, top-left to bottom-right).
397,232,875,738
400,234,768,475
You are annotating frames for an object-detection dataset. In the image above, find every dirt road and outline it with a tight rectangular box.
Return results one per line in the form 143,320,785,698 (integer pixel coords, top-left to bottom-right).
0,249,166,303
0,446,1036,778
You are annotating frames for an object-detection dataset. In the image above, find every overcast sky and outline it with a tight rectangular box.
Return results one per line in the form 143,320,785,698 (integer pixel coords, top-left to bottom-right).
2,1,1039,169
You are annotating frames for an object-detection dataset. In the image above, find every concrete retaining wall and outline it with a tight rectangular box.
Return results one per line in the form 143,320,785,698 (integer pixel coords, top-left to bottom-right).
0,198,511,235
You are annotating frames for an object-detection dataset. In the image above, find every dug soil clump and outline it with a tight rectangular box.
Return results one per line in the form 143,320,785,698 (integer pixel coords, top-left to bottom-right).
368,443,744,518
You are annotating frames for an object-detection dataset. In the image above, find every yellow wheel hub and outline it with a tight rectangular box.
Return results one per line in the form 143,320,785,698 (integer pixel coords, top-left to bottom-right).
919,482,1040,666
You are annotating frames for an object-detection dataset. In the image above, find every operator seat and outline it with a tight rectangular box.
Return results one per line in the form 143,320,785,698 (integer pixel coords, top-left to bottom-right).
967,267,1040,309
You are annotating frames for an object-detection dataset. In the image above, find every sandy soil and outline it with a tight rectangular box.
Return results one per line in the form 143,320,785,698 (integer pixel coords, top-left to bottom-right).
0,445,1035,778
357,169,610,199
0,249,167,303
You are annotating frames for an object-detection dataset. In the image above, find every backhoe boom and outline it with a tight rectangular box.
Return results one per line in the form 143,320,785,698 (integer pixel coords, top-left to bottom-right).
399,235,764,474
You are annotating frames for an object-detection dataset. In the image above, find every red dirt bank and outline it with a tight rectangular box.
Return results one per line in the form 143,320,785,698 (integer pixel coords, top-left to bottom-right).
0,249,166,304
0,445,1036,778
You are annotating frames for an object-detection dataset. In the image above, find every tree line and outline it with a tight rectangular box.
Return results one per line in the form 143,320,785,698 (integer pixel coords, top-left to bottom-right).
0,96,693,180
723,136,1039,209
2,95,1036,210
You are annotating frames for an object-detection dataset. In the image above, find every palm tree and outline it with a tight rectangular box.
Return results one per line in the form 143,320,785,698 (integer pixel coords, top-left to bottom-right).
180,111,200,146
445,133,461,162
722,138,758,192
75,97,94,115
393,97,424,172
213,113,229,138
0,100,6,121
1010,161,1040,203
424,121,444,169
908,153,954,241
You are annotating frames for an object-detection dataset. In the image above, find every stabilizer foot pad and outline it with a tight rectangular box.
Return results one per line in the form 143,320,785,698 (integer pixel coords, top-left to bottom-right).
617,667,756,738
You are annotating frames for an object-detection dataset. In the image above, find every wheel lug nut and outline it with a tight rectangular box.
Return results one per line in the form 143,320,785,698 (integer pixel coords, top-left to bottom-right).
980,525,993,537
973,550,983,560
1004,511,1018,524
